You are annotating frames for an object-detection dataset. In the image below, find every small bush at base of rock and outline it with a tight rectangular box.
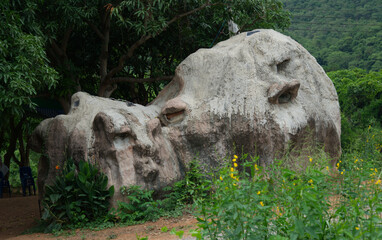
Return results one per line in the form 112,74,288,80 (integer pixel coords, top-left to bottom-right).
41,159,114,232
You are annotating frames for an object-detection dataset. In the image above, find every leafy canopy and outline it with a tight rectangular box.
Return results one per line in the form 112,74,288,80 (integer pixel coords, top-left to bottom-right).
0,1,57,118
36,0,290,102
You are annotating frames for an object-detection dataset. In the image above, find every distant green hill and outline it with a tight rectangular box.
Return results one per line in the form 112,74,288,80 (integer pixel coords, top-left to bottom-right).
279,0,382,71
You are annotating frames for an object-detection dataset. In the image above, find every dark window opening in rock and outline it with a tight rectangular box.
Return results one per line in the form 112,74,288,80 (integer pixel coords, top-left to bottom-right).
278,91,292,104
277,59,290,73
165,110,185,122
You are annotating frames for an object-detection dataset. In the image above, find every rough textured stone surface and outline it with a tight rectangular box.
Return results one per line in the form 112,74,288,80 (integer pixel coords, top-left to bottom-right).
30,29,341,203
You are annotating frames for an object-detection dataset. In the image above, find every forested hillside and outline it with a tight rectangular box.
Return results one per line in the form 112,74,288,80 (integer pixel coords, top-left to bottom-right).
280,0,382,71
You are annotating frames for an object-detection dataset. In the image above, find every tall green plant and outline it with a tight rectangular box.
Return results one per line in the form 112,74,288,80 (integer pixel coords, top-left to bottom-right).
196,152,382,239
41,159,114,232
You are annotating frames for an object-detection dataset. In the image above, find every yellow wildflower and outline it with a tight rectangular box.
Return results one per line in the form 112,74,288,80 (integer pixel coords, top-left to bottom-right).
326,166,329,171
234,162,238,168
257,191,261,195
355,227,360,230
232,158,236,162
354,159,358,163
230,173,234,178
308,179,313,184
230,167,234,172
234,155,238,159
255,164,259,171
220,176,223,181
375,179,381,185
341,171,344,175
309,158,312,162
260,201,264,207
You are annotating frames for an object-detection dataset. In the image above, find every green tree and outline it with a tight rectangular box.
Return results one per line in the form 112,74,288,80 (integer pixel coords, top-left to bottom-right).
37,0,290,107
280,0,382,72
0,0,57,172
328,68,382,148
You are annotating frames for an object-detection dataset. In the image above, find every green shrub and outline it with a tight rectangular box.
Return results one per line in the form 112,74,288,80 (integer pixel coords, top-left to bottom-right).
116,185,162,223
115,158,211,224
165,158,211,206
328,68,382,128
196,151,382,239
41,159,114,232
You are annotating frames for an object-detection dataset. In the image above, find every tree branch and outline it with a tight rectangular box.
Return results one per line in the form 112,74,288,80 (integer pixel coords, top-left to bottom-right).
98,1,221,96
166,2,217,26
51,41,64,57
110,75,174,84
84,19,105,40
99,34,152,96
61,26,73,53
239,14,266,33
99,8,112,80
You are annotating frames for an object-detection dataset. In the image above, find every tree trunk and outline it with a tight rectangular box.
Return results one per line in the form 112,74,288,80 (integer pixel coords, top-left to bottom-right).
58,96,71,114
98,83,117,98
17,129,29,167
3,119,17,178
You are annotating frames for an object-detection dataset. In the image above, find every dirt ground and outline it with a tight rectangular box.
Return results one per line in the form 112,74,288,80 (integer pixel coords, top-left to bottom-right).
0,194,198,240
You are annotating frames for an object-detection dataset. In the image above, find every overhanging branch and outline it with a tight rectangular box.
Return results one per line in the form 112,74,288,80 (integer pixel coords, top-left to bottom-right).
103,2,220,84
84,19,105,40
166,2,218,26
110,75,174,84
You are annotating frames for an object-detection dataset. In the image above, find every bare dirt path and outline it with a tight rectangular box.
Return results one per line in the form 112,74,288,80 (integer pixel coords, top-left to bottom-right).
0,194,40,240
0,194,198,240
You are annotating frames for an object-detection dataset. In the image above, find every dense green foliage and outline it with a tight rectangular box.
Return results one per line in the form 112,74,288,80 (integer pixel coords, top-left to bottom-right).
114,158,209,224
280,0,382,71
34,0,290,103
116,185,164,223
0,1,57,116
41,159,114,232
0,0,57,172
196,143,382,239
328,69,382,149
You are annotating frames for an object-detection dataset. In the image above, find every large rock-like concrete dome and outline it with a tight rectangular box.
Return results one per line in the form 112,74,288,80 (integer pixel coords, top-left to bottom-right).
30,29,341,203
